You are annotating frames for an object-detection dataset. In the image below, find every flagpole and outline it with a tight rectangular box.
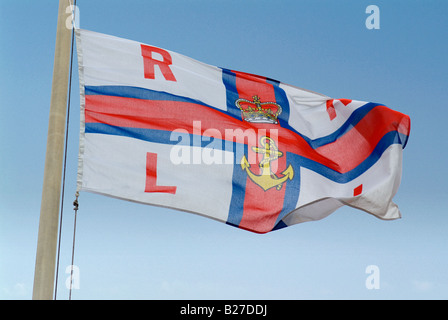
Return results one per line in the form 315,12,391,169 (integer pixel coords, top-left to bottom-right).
33,0,72,300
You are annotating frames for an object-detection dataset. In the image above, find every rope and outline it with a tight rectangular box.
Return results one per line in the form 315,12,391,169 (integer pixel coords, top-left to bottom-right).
69,192,79,300
54,0,77,300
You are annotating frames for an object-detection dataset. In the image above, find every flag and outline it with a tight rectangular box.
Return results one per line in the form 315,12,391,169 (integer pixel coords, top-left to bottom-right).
75,29,410,234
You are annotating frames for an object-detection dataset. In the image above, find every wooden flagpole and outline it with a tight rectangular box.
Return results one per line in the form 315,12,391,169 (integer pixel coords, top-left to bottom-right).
33,0,72,300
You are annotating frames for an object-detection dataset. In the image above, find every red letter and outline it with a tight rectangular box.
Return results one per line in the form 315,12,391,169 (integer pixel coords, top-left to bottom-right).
353,184,363,196
145,152,177,194
141,44,177,81
326,99,337,120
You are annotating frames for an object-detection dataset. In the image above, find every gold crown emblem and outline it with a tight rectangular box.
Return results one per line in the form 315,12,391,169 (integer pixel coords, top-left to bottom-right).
235,95,282,124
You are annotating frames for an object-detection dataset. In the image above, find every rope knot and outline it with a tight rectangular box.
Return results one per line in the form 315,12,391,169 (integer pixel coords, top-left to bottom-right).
73,191,79,211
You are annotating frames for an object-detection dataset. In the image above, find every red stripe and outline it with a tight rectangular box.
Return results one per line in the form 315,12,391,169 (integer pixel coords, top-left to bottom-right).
85,94,248,134
85,95,409,175
231,71,287,233
315,105,409,173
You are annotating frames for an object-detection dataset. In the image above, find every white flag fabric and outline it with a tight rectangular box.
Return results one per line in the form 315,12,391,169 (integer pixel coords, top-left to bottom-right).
76,29,410,233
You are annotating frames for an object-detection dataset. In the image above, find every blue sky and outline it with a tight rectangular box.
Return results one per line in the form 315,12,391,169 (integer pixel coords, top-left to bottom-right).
1,0,447,300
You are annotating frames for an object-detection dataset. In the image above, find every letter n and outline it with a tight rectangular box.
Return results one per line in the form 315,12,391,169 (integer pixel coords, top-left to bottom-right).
141,44,177,81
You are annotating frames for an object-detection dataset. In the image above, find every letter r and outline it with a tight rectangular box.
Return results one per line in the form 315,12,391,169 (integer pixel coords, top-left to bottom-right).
141,44,177,81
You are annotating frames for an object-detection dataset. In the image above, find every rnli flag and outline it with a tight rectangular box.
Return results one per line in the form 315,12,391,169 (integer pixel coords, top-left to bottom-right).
76,29,410,233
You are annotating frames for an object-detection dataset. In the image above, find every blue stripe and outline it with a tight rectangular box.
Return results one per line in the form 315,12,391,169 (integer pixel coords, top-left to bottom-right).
275,162,301,228
86,122,236,151
272,220,288,231
226,143,248,228
220,69,250,228
86,123,405,184
269,80,301,229
275,102,378,148
221,69,243,121
86,123,181,146
288,130,407,183
305,102,378,148
85,84,231,120
86,85,192,103
267,78,291,128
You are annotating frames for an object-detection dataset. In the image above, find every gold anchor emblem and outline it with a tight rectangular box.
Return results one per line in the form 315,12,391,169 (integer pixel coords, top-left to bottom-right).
241,136,294,191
